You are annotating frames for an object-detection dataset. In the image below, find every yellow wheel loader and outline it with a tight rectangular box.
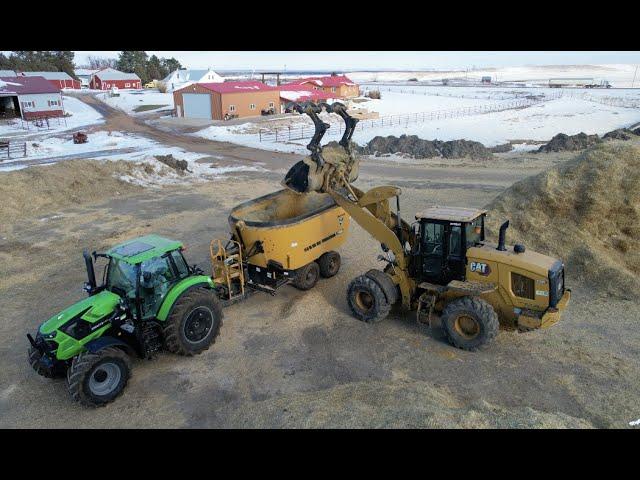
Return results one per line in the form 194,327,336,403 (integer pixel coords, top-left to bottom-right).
283,101,571,351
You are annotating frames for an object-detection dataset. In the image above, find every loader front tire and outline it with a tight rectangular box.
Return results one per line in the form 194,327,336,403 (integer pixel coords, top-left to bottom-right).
440,296,499,351
347,275,390,323
292,262,320,290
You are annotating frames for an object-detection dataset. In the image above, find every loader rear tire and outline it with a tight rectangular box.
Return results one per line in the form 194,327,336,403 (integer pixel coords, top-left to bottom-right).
347,275,390,323
292,262,320,290
163,287,223,356
318,251,341,278
440,296,499,351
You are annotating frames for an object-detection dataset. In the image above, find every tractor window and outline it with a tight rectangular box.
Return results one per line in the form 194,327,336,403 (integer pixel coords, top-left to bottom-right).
170,250,189,277
449,225,462,257
107,259,137,297
139,256,176,318
466,216,484,248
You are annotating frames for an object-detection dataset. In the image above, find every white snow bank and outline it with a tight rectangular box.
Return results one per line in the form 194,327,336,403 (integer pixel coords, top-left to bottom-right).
100,89,174,115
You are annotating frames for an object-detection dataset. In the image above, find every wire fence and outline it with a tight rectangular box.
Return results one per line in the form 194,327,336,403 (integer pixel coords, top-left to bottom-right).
258,92,562,144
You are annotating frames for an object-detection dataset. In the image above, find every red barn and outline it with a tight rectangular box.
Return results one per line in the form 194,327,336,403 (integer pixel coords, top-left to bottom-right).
90,68,141,90
19,71,81,89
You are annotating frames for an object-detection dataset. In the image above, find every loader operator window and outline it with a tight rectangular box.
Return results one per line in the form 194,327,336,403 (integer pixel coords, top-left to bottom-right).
423,222,444,254
466,216,484,248
449,225,462,257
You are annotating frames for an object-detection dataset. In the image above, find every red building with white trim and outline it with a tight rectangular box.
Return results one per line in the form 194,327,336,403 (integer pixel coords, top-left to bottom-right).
0,76,64,120
90,68,142,90
19,71,81,89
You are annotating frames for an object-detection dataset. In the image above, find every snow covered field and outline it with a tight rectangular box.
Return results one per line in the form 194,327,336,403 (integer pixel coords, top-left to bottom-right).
348,64,640,89
0,130,265,181
100,89,174,115
0,95,104,137
193,85,640,154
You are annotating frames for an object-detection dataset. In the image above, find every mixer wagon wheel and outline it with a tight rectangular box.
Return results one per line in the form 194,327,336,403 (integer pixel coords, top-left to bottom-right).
292,262,320,290
318,251,341,278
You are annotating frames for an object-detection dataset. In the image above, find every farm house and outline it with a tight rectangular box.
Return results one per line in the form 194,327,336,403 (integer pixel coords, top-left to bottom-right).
75,68,99,88
89,68,142,90
281,74,359,99
173,81,280,120
162,68,224,93
278,86,338,111
19,71,81,89
0,76,63,120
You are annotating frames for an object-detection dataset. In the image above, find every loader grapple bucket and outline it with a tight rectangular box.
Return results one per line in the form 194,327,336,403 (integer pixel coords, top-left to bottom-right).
283,160,311,194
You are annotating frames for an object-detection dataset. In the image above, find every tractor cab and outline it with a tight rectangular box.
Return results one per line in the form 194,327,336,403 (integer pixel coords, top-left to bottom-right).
87,235,195,320
412,206,487,285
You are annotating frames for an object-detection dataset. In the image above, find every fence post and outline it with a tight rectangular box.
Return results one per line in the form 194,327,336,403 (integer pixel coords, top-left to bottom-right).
288,126,291,141
275,128,278,142
23,142,26,157
259,129,262,142
8,140,11,160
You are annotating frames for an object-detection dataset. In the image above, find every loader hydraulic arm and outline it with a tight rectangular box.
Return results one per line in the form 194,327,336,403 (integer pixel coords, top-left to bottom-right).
282,101,415,308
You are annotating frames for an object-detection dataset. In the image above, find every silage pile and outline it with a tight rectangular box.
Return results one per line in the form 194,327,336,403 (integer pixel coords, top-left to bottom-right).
486,142,640,299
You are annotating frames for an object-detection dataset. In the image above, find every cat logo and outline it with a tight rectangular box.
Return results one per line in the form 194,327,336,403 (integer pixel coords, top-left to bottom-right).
470,262,491,276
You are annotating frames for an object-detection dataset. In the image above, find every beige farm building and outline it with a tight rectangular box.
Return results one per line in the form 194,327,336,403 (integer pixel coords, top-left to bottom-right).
173,81,281,120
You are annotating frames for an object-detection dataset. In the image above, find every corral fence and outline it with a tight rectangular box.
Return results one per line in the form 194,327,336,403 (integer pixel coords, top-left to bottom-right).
258,93,561,144
360,85,537,101
558,90,640,109
0,139,27,160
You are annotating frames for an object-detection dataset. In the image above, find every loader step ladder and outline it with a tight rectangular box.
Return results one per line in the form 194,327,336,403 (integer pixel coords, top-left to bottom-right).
210,238,245,301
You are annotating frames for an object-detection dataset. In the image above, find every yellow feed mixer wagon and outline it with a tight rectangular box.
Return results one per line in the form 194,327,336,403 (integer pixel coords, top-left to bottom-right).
209,104,356,303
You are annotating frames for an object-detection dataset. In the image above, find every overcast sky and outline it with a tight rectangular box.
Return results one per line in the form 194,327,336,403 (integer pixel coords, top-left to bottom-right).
69,51,640,71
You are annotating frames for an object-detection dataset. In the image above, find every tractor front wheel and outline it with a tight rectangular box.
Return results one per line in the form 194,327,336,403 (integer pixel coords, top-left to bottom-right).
440,297,499,351
163,287,223,356
347,275,390,323
67,347,131,407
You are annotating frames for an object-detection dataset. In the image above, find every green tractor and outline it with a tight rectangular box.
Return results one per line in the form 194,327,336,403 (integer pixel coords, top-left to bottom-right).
27,235,223,407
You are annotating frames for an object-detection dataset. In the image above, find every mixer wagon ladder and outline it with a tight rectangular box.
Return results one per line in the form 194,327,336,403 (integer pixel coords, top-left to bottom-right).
210,238,245,301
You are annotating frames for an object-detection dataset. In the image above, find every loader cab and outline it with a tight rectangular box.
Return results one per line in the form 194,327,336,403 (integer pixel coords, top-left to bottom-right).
414,207,487,285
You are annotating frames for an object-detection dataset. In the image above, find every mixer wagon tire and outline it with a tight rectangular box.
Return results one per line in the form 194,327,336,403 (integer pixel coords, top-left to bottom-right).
292,262,320,290
163,287,223,356
440,296,499,351
318,251,341,278
347,275,390,323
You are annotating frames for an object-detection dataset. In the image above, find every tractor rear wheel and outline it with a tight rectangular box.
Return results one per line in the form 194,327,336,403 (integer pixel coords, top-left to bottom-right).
67,346,131,407
440,297,499,351
292,262,320,290
347,275,390,323
318,251,341,278
163,287,223,356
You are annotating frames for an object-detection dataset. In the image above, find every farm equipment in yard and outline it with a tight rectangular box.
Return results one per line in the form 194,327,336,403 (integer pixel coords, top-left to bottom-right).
73,132,88,144
283,101,571,350
27,235,223,407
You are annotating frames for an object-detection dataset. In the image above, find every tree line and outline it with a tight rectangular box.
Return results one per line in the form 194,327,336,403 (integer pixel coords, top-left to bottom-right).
0,51,182,83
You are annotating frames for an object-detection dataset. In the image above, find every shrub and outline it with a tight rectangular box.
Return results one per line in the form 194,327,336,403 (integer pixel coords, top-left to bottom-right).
156,81,168,93
366,89,381,99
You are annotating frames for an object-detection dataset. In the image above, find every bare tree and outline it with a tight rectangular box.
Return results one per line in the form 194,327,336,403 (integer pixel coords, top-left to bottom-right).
86,56,118,70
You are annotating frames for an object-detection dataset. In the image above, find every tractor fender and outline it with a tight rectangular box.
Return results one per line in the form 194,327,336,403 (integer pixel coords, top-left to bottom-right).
156,276,215,322
85,336,135,356
365,269,399,305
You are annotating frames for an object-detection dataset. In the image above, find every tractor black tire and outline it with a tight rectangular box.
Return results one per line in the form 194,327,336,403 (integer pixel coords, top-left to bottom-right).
440,296,499,351
292,262,320,290
347,275,391,323
163,287,223,356
28,346,56,379
318,251,341,278
67,346,132,407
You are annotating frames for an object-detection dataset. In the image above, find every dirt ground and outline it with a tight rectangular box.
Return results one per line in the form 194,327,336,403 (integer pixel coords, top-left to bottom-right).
1,150,638,428
1,99,638,428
